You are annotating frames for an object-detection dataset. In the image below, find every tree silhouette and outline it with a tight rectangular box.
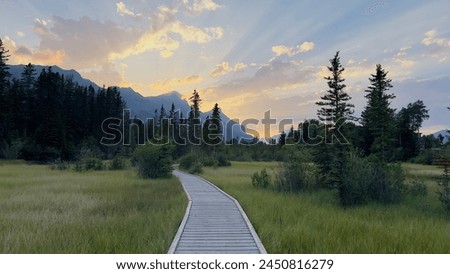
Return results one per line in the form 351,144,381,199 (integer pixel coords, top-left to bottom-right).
361,64,395,160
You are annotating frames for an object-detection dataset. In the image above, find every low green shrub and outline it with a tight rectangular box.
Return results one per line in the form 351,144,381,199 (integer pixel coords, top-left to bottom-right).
274,150,318,192
74,147,104,172
109,156,127,170
251,168,271,189
133,144,173,178
339,155,406,206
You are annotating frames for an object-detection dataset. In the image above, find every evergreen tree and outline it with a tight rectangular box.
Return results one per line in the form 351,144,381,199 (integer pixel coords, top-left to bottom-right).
20,63,36,91
0,38,11,140
0,38,10,92
395,100,429,160
316,51,354,132
315,52,354,188
188,90,202,145
203,103,222,146
278,131,286,147
189,89,202,121
361,64,395,160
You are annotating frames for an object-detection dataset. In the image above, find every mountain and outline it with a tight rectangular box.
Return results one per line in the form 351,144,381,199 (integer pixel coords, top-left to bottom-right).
433,129,450,143
8,64,253,142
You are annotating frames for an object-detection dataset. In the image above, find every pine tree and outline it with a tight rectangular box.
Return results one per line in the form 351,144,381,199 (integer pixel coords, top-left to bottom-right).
316,51,354,132
189,90,202,121
188,90,202,145
315,52,354,188
0,38,11,140
207,103,222,146
0,38,10,92
361,64,395,160
278,131,286,147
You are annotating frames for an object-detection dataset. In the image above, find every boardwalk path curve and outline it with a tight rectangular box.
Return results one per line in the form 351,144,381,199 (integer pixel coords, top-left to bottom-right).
168,170,266,254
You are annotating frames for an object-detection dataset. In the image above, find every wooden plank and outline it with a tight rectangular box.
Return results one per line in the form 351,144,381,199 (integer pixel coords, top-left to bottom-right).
168,170,267,254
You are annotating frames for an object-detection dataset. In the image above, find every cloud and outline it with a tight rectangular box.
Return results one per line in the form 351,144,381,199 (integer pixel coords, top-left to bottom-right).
210,61,247,77
149,74,203,91
272,41,315,57
35,16,141,68
205,60,318,103
272,45,296,57
421,29,450,63
299,41,315,53
3,36,65,65
422,30,450,47
393,46,415,67
16,31,25,37
116,1,141,17
183,0,221,15
29,4,223,69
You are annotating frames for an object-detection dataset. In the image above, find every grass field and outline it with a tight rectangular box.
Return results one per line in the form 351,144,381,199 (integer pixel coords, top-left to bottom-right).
0,161,186,253
201,162,450,253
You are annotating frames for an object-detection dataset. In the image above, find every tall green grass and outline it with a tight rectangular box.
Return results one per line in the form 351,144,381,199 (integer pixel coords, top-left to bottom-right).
0,162,186,253
202,162,450,253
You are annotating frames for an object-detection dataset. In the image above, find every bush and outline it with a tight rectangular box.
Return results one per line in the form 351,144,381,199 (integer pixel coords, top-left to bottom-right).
216,153,231,167
178,150,230,173
179,152,202,173
406,178,428,196
109,156,126,170
339,155,406,206
133,144,173,178
74,147,104,172
339,154,371,206
411,149,435,165
274,150,318,192
251,168,271,189
370,161,405,204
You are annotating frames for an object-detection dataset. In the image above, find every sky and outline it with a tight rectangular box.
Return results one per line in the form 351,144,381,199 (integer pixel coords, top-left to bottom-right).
1,0,449,136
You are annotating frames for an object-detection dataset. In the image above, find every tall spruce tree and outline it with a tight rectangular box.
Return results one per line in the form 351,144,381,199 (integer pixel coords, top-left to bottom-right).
316,51,354,131
0,38,11,140
188,90,202,145
208,103,222,146
0,38,10,92
315,51,354,188
361,64,395,160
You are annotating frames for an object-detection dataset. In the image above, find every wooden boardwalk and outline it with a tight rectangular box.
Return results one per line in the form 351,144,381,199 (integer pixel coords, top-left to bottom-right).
169,170,267,254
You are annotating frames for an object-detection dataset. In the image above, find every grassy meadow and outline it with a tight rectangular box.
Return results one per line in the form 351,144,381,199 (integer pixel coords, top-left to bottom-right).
0,160,186,253
201,162,450,254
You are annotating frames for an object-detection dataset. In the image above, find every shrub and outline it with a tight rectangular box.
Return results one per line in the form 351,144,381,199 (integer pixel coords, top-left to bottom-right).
370,161,405,204
74,147,104,172
251,168,271,189
188,161,204,174
411,149,435,165
339,155,406,206
133,144,173,178
216,153,231,167
406,178,428,197
274,150,318,192
109,156,126,170
339,154,371,206
179,152,202,172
